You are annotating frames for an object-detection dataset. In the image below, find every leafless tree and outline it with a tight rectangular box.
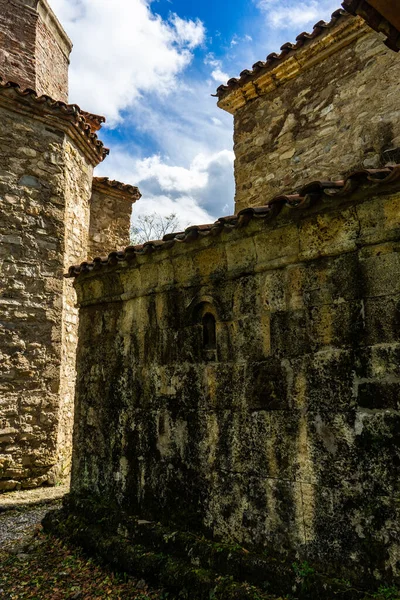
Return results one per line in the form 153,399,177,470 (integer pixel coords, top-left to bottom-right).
130,212,181,244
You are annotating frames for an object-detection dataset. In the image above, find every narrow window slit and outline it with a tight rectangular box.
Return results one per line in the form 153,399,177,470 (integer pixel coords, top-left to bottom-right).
202,313,216,350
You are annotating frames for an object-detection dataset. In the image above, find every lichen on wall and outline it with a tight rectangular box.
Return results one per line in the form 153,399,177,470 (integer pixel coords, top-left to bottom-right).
69,183,400,584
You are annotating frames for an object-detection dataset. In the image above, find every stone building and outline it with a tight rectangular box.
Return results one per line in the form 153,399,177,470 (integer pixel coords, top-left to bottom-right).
45,4,400,596
0,0,141,491
216,8,400,213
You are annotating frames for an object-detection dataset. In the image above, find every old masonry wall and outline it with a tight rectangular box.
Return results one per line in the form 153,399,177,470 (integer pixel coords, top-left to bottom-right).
229,21,400,213
70,180,400,583
0,102,94,490
0,0,72,102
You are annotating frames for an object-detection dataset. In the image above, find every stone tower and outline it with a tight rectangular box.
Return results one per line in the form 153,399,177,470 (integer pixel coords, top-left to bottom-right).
0,0,141,491
216,10,400,213
0,0,72,102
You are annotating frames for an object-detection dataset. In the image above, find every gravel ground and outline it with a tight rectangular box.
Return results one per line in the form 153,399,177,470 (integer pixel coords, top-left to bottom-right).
0,500,62,552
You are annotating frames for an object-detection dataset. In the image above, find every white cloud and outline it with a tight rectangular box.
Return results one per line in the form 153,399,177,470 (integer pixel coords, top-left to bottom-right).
133,154,210,193
204,54,229,84
48,0,205,123
171,14,205,49
255,0,340,29
132,195,214,231
211,68,230,83
97,148,234,229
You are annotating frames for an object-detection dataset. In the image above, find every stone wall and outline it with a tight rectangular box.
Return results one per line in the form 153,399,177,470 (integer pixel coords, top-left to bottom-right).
88,178,141,259
68,177,400,584
58,141,94,482
0,98,96,490
0,0,71,102
0,0,37,92
35,0,71,102
222,18,400,212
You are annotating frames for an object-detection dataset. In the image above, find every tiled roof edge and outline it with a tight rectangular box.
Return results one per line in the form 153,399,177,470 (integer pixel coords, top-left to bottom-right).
92,177,142,201
215,8,350,101
81,111,106,133
66,165,400,278
342,0,400,51
0,78,109,163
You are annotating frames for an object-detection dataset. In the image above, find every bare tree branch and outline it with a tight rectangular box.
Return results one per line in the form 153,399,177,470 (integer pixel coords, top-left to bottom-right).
130,212,181,244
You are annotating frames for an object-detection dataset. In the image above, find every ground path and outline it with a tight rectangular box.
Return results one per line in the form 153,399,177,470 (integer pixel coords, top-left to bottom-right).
0,485,162,599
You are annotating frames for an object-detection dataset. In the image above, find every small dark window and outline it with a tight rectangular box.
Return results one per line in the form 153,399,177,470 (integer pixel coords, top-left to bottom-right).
202,313,216,350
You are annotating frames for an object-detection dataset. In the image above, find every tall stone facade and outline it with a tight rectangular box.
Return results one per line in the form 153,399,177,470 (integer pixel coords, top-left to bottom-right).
54,168,400,592
44,6,400,596
216,11,400,213
0,1,140,491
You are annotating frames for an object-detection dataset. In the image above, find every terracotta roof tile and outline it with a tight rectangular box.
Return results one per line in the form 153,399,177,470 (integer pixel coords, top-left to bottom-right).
66,165,400,278
215,9,349,100
81,111,106,132
0,78,109,162
92,177,141,201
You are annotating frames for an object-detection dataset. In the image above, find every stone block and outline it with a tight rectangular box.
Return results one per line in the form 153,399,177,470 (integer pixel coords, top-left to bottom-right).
360,248,400,298
299,207,359,261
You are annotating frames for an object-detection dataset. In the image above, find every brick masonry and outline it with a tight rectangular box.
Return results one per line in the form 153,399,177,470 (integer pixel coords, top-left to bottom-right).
0,0,72,102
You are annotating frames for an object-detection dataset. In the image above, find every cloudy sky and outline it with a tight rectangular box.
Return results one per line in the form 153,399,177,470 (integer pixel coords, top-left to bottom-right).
49,0,341,228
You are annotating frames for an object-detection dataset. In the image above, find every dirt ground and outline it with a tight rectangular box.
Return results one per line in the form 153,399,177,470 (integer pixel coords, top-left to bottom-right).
0,488,163,600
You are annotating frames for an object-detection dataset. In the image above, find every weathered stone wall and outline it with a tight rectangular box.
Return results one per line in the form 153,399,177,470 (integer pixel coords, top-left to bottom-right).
70,182,400,583
0,0,71,102
35,0,71,102
0,0,37,91
88,180,140,259
58,142,94,482
231,27,400,212
0,103,93,490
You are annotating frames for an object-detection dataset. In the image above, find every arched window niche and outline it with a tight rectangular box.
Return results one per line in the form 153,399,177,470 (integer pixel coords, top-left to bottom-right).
189,298,218,362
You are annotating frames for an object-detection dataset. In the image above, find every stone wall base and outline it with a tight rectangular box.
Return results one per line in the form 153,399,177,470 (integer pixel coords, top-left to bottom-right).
42,495,394,600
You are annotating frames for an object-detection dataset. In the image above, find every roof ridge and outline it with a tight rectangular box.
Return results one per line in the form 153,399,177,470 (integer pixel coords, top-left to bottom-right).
215,8,349,100
93,177,141,199
0,78,109,162
67,165,400,278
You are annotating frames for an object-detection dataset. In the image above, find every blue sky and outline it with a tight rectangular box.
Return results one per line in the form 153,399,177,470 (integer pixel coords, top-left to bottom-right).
49,0,341,227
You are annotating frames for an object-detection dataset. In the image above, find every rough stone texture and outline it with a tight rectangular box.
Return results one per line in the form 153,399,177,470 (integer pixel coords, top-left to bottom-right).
231,28,400,213
69,183,400,585
58,143,93,482
0,103,93,491
0,0,71,102
88,180,140,259
0,0,139,493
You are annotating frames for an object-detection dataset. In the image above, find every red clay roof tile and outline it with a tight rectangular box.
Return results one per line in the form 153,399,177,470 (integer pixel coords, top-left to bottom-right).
92,177,141,201
0,78,109,162
215,9,349,100
66,165,400,278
